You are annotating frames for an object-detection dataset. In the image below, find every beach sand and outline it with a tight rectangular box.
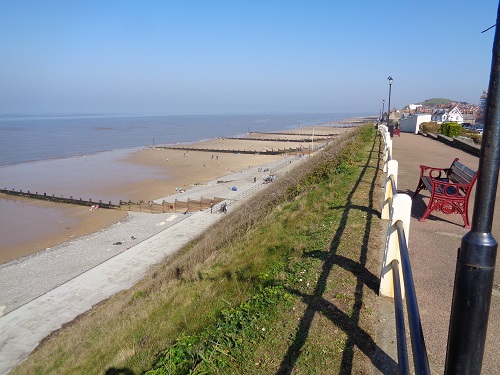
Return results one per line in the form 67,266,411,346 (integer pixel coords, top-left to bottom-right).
0,137,296,264
0,122,366,374
0,196,128,264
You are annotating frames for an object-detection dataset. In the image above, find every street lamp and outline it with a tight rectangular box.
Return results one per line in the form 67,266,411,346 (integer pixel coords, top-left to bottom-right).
387,76,393,128
382,100,385,122
444,4,500,372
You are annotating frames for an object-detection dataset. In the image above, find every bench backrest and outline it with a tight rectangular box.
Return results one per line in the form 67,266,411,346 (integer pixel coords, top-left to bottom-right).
447,160,477,186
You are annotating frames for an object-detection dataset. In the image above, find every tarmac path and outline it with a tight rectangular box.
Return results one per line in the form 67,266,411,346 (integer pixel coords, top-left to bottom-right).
387,132,499,374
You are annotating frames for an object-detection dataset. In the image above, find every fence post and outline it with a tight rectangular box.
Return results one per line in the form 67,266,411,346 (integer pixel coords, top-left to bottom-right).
379,193,412,298
382,160,398,220
383,138,392,172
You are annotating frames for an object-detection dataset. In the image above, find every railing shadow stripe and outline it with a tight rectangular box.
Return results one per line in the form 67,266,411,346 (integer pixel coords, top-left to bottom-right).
276,132,398,374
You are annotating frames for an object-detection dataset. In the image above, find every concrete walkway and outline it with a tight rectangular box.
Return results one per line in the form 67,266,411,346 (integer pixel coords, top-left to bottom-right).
0,154,305,375
385,132,499,374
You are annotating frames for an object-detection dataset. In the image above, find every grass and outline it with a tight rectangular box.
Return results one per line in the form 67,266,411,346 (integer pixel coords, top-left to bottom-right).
11,124,393,374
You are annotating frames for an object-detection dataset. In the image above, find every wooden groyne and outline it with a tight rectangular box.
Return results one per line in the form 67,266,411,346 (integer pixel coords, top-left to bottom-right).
249,130,353,136
226,136,334,143
155,146,305,155
0,188,225,214
1,188,120,209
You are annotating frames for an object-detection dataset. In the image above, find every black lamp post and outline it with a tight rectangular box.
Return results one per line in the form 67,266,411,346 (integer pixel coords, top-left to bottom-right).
387,76,394,137
382,100,385,122
387,76,393,127
444,5,500,373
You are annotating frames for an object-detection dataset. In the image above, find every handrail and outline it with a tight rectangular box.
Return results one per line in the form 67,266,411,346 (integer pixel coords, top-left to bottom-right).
395,220,431,375
391,259,410,374
378,126,431,374
212,181,265,212
389,174,397,197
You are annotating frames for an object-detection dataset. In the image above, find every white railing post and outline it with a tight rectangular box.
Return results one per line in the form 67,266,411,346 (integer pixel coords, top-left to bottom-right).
383,138,392,172
382,160,398,220
379,193,412,298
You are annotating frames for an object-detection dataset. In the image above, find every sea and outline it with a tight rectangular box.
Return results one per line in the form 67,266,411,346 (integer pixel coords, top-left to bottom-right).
0,112,371,261
0,113,368,166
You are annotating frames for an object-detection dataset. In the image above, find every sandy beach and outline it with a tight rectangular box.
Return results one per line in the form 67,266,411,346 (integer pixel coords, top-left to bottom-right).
0,123,362,373
0,125,352,265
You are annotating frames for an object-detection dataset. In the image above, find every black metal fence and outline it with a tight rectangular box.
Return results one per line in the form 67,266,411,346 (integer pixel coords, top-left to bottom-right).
378,125,431,374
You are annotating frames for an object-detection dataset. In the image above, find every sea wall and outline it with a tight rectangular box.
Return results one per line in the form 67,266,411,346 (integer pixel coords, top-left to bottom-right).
418,132,480,157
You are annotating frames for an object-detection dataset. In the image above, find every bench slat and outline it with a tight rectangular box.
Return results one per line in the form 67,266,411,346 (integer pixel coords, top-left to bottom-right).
449,163,475,180
448,163,475,185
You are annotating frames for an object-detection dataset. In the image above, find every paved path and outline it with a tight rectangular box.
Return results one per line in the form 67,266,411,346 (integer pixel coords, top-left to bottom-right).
384,132,499,374
0,154,305,375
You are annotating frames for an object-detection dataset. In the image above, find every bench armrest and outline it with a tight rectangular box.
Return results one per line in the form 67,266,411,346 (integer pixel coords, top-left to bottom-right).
418,157,459,179
430,178,472,198
418,165,451,179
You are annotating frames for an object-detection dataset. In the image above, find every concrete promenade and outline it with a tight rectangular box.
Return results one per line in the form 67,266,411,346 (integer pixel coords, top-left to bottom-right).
0,155,304,375
387,132,499,374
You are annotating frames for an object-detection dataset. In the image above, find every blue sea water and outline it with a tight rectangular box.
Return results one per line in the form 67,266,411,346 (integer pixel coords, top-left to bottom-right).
0,113,368,166
0,112,372,261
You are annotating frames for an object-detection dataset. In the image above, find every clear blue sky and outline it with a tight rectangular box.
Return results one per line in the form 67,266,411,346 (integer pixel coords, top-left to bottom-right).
0,1,498,115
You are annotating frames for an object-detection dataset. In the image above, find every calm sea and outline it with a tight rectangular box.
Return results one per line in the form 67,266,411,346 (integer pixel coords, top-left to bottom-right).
0,112,370,262
0,113,367,166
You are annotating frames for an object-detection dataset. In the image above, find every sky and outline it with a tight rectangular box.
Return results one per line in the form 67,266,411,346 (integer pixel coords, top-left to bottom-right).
0,1,498,115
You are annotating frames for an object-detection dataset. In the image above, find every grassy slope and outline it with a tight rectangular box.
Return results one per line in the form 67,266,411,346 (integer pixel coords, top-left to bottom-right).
418,98,453,106
12,124,389,374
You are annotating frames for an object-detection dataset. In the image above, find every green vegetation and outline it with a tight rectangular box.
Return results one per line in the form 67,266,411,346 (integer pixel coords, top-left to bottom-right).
418,98,453,106
467,133,482,144
12,124,385,375
440,122,462,137
419,121,441,134
420,121,482,144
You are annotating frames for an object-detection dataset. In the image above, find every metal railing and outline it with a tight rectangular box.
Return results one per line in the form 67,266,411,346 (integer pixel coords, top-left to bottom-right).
378,125,431,375
211,181,265,213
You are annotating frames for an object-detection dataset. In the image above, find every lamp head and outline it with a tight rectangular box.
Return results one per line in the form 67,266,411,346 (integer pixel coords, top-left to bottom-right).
387,76,393,84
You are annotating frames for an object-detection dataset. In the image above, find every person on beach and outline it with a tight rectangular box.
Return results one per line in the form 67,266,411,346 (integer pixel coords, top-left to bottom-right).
210,200,214,213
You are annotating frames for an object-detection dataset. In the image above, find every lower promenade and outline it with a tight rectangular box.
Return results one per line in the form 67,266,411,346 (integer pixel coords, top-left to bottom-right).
380,131,499,374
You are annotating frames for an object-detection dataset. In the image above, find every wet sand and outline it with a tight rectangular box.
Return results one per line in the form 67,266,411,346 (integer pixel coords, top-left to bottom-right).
0,136,302,264
0,196,128,264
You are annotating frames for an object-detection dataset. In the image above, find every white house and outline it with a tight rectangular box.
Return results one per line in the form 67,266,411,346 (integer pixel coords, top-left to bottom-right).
431,109,448,123
399,113,432,134
408,104,423,111
431,106,464,123
447,106,464,122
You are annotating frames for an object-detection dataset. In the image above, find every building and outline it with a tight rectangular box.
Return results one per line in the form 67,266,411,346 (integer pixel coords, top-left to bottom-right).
408,104,423,111
480,90,488,114
399,113,432,134
431,106,464,124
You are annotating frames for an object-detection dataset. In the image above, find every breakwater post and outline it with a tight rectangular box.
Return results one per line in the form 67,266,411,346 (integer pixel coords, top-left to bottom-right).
1,188,119,209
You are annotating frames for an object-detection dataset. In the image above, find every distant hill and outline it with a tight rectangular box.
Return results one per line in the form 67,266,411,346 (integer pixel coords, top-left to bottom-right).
417,98,453,106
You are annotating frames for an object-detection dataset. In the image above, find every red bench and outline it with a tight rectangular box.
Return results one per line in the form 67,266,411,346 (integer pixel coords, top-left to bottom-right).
412,158,477,228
